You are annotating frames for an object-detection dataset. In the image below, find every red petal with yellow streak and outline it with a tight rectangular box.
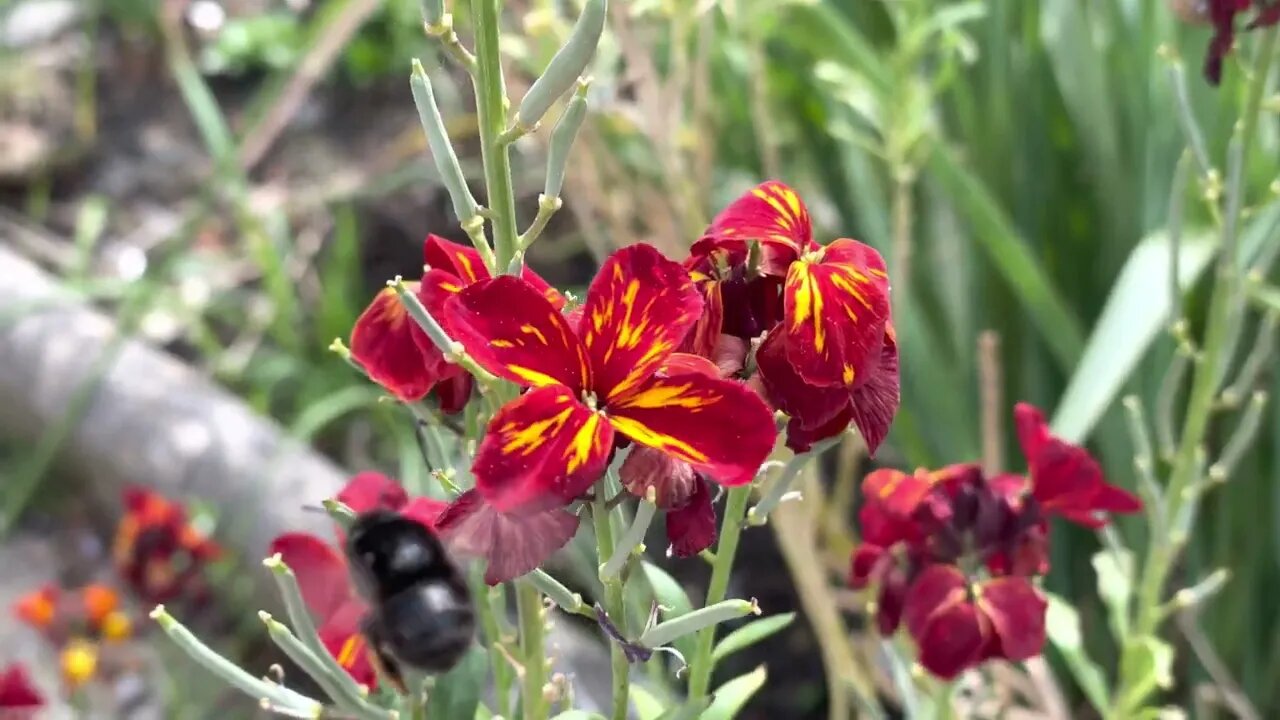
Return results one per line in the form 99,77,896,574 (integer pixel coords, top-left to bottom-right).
702,181,814,274
848,328,900,455
755,325,851,430
472,385,613,513
350,285,447,401
437,490,580,585
445,276,591,391
580,244,702,402
783,238,891,388
423,234,566,309
318,601,376,687
268,533,353,621
862,468,935,518
608,373,776,486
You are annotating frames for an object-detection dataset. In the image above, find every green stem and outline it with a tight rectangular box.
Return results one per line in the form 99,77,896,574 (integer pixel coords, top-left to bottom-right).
516,580,548,720
469,0,521,273
473,573,513,719
686,484,752,699
592,494,630,720
1121,23,1278,717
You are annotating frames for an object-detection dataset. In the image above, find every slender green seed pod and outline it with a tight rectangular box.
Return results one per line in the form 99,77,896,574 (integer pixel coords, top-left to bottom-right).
517,0,606,128
545,80,590,199
420,0,443,26
639,599,760,650
410,60,480,224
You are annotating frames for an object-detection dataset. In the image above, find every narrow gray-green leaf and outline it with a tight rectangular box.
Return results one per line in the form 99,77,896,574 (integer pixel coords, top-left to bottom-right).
700,666,767,720
424,645,488,720
711,613,796,665
1045,594,1110,714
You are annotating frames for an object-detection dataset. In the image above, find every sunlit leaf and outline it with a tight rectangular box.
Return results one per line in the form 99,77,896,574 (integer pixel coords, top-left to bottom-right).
711,612,796,666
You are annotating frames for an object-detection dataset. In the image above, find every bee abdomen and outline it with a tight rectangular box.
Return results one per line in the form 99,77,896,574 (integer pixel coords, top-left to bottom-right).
377,582,476,674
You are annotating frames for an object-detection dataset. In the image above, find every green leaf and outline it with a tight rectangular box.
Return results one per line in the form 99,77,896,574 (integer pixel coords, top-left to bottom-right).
700,665,767,720
641,561,696,660
550,713,607,720
1250,282,1280,313
655,697,712,720
1045,593,1111,714
1092,549,1134,642
1119,635,1175,713
631,683,668,720
711,612,796,666
424,645,488,720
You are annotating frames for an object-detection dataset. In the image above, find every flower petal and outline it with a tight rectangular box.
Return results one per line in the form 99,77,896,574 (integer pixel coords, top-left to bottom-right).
608,373,776,486
916,601,988,680
13,585,58,630
432,371,473,414
473,386,613,512
665,478,716,557
1029,437,1141,527
848,543,888,589
783,406,852,453
703,181,814,273
658,352,721,379
318,600,376,688
682,265,724,359
445,277,590,390
862,468,934,519
351,286,446,401
0,663,44,710
268,533,353,621
336,472,408,514
756,325,850,429
784,239,891,388
848,327,900,455
400,497,449,531
423,234,487,284
436,490,581,585
580,244,703,402
1013,403,1050,460
619,446,698,508
978,577,1047,662
902,564,968,642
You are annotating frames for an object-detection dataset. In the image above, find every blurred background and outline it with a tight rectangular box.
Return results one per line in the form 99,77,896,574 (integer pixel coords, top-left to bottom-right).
1,0,1278,716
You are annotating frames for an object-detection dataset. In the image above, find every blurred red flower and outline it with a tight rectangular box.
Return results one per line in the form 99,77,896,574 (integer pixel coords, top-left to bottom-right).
350,234,565,404
1202,1,1280,85
14,583,132,645
443,243,777,515
113,485,221,605
0,664,44,715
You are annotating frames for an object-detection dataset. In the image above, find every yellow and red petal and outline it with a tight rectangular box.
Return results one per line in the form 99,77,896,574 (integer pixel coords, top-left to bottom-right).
862,468,935,519
351,286,447,402
619,446,698,509
978,577,1047,662
422,234,566,310
268,533,354,621
436,490,580,585
682,273,723,359
657,352,720,379
580,245,703,402
318,601,376,687
703,181,815,273
848,327,899,456
445,277,590,391
336,472,408,514
13,585,58,630
607,373,776,486
472,386,613,513
665,478,716,557
755,325,851,430
0,663,44,710
783,239,891,388
400,497,449,531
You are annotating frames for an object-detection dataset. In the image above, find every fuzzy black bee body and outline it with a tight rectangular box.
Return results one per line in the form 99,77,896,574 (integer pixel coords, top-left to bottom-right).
345,510,475,690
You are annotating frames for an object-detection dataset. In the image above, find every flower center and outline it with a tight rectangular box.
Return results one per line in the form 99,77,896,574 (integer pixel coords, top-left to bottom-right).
582,390,599,411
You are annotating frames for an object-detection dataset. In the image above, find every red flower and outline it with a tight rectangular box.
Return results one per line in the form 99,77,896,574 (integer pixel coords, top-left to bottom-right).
13,585,58,632
1202,1,1280,85
620,446,717,557
697,181,892,390
113,486,221,605
350,235,564,403
0,664,44,714
435,490,580,585
902,565,1046,680
1014,403,1141,528
443,243,777,514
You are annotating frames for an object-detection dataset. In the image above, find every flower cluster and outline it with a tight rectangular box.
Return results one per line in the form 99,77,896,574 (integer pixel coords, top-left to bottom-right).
270,472,445,688
849,403,1142,679
113,485,222,605
13,582,134,690
1201,0,1280,84
349,182,897,576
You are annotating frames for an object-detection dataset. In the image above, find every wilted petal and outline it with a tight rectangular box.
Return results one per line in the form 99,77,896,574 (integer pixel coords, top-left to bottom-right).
437,490,581,585
902,564,968,642
783,239,891,388
445,277,590,390
712,335,748,378
665,478,716,557
432,370,473,414
336,472,408,513
877,565,909,636
400,497,449,531
756,325,851,430
620,446,698,508
268,533,353,621
350,286,446,401
318,600,376,688
784,406,852,453
473,386,613,513
608,373,776,486
978,577,1047,662
848,544,888,589
0,664,44,710
702,181,814,274
580,245,703,402
848,327,899,455
916,601,988,680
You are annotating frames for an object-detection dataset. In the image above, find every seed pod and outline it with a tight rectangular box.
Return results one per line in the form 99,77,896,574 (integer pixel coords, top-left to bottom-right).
517,0,606,128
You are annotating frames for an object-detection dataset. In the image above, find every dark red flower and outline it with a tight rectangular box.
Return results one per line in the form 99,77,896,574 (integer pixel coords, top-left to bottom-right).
350,235,564,403
444,243,777,514
1014,403,1142,528
113,486,221,605
1202,1,1280,85
435,490,580,585
0,664,44,714
901,565,1046,679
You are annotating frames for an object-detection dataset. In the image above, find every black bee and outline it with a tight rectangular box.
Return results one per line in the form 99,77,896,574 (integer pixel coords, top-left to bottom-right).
344,510,475,692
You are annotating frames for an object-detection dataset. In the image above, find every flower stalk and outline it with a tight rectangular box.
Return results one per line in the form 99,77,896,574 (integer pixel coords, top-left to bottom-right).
747,437,841,525
686,483,752,699
516,579,549,720
601,493,656,579
591,492,630,720
468,0,521,273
